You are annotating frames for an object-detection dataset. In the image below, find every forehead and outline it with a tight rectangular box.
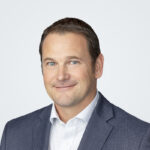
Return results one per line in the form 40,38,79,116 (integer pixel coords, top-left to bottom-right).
42,32,90,58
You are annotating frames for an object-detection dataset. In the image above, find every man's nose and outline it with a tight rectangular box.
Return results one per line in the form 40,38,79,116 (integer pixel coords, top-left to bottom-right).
57,65,70,81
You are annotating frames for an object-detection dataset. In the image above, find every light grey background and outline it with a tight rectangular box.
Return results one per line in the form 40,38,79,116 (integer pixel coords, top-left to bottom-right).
0,0,150,139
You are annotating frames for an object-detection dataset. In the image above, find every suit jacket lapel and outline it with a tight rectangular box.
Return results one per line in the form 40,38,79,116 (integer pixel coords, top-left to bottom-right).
78,93,114,150
33,105,52,150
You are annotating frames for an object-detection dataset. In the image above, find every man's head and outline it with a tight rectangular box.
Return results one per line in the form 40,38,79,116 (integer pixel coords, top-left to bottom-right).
40,18,104,119
39,17,101,66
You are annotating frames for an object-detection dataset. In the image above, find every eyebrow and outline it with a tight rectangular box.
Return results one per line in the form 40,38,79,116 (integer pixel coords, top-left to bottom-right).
43,57,55,62
66,56,82,60
43,56,82,62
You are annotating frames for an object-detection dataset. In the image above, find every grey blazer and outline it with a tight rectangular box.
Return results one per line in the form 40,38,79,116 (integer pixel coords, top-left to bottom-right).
1,92,150,150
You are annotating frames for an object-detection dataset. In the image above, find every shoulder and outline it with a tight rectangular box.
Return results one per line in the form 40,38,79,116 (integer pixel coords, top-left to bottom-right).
111,100,150,130
99,93,150,137
5,104,52,130
99,93,150,149
100,93,150,126
110,100,150,149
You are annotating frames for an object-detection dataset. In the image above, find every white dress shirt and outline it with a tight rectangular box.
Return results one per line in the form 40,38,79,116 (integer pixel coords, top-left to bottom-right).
49,92,99,150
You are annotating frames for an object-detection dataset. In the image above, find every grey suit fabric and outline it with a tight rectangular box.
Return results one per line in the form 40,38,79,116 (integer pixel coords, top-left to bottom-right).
1,92,150,150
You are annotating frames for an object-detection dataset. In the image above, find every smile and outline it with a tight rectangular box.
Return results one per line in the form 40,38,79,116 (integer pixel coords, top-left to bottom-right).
54,84,76,91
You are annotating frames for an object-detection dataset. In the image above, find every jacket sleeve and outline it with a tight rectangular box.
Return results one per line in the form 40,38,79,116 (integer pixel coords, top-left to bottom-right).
0,123,8,150
139,126,150,150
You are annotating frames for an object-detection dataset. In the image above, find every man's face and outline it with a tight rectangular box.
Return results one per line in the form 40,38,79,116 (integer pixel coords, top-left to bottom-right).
42,32,102,110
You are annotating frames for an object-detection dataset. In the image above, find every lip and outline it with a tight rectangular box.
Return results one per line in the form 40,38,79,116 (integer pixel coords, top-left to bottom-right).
54,84,76,91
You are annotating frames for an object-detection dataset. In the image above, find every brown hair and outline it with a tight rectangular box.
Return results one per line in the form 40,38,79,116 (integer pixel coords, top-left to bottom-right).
39,17,101,65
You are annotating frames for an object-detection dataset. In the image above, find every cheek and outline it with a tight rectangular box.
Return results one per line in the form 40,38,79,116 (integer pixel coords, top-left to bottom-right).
43,70,55,84
71,68,91,81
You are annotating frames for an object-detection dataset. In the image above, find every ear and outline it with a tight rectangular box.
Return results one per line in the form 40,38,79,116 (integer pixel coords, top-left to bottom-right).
41,63,43,75
94,53,104,79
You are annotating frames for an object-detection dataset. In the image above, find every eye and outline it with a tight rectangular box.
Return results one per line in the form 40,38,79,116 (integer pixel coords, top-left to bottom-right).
47,62,56,66
70,60,79,65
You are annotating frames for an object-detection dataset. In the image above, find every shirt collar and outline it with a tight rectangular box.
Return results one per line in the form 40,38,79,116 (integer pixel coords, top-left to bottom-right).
50,91,99,124
50,102,60,124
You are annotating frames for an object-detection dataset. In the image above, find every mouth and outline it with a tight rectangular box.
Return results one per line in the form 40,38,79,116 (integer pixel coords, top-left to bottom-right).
54,84,77,91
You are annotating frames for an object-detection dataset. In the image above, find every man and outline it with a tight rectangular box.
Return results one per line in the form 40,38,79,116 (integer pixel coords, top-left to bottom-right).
0,18,150,150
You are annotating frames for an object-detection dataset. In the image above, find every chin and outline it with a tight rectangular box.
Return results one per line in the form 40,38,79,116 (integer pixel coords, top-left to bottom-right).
54,97,79,107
